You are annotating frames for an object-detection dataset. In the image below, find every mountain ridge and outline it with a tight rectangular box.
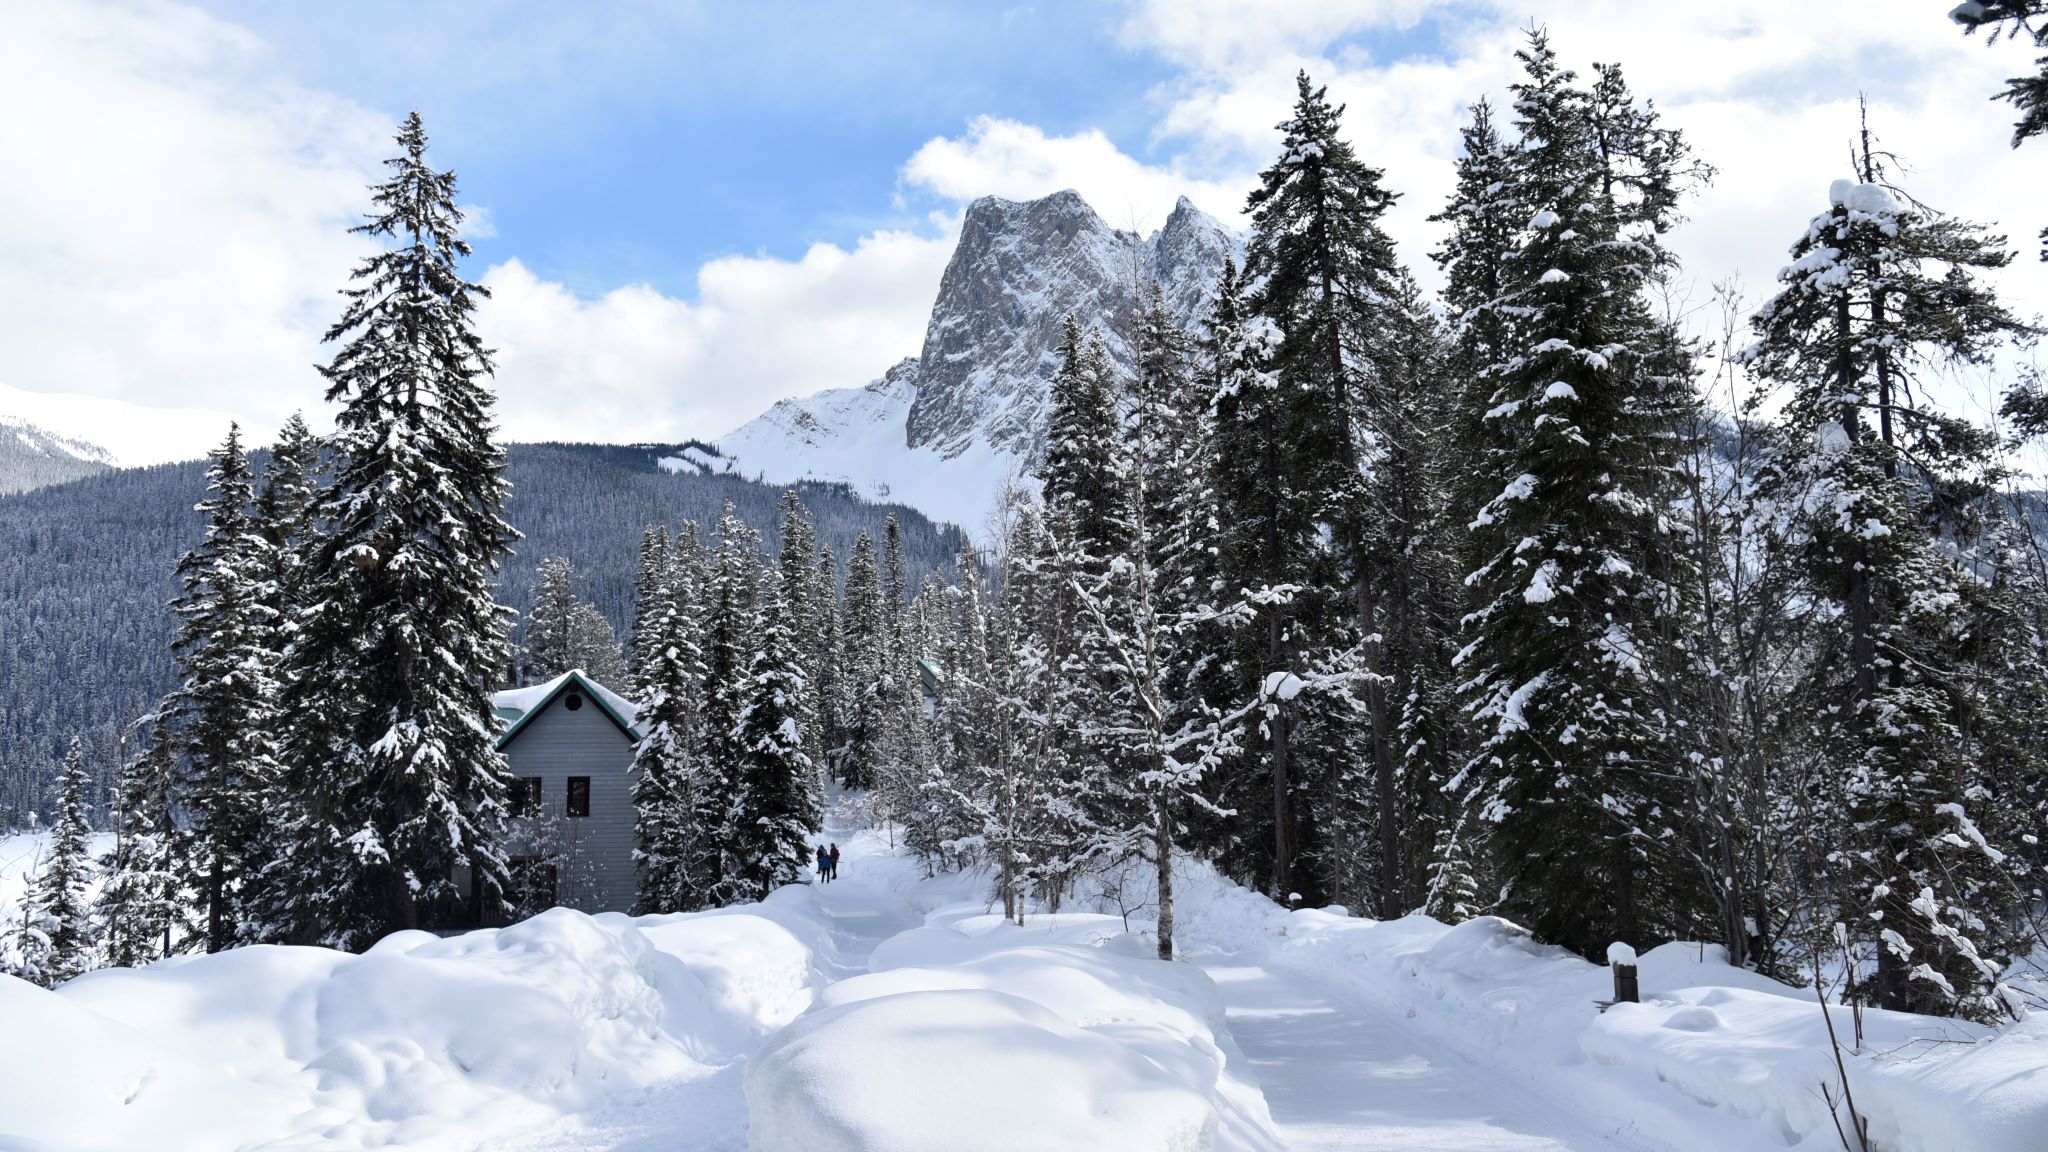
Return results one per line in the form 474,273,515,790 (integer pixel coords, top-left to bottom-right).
711,189,1242,527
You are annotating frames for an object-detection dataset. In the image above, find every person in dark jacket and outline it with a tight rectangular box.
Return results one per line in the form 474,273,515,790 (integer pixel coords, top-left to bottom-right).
827,843,841,881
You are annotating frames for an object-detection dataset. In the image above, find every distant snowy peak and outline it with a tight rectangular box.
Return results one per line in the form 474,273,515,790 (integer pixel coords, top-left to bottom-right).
0,416,116,496
0,382,239,469
714,189,1241,529
716,357,1024,533
908,191,1240,463
1,416,117,467
727,357,920,460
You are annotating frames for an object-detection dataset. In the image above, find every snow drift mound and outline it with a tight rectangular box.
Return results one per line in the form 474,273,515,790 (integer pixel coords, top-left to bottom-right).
3,903,840,1151
745,906,1279,1152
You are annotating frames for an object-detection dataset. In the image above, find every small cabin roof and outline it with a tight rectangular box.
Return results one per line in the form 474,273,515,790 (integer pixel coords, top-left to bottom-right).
491,670,641,750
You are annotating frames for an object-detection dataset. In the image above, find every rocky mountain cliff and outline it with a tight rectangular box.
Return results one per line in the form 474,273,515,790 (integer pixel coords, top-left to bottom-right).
713,190,1241,526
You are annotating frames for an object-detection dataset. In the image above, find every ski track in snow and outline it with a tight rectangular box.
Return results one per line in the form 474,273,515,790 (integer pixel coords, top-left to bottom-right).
1202,959,1673,1152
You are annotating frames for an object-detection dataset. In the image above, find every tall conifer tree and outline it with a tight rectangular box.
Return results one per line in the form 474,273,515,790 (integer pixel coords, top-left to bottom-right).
11,738,98,986
269,112,518,948
1743,142,2038,1016
97,726,182,968
1456,33,1702,955
167,425,280,951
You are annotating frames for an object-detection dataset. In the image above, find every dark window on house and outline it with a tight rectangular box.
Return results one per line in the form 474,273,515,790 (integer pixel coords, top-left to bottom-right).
510,776,542,817
567,776,591,817
564,691,583,711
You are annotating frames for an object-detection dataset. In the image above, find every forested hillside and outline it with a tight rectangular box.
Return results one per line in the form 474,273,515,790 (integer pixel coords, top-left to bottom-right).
0,442,957,825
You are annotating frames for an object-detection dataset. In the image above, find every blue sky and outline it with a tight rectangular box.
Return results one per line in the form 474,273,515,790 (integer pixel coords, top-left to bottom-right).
4,1,2046,451
198,2,1199,297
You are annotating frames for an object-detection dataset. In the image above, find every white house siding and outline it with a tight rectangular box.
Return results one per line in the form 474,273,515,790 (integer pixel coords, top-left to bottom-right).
499,690,639,913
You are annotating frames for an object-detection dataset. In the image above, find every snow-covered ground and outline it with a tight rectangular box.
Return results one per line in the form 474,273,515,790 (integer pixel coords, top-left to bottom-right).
3,810,2045,1151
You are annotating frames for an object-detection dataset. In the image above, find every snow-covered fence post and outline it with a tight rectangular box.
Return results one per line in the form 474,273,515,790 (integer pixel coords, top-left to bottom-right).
1608,942,1639,1004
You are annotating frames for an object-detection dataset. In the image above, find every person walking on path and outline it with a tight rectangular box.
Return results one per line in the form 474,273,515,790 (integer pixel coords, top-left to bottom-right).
816,844,832,884
827,843,841,881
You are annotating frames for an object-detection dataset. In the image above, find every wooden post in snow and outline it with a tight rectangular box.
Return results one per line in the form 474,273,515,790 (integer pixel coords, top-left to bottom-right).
1608,941,1640,1004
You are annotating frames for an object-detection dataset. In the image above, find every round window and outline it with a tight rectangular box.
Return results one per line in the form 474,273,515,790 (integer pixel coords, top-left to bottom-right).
564,692,583,711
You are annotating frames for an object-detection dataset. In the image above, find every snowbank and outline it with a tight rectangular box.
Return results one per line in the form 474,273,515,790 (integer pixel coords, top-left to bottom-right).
0,898,847,1151
1201,891,2048,1152
746,906,1279,1152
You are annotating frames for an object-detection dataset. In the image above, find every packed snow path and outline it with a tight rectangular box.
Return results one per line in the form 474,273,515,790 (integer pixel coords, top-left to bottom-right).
1202,961,1667,1151
520,845,1670,1152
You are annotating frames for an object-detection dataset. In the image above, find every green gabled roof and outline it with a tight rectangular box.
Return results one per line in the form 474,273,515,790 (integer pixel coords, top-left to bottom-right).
492,670,642,750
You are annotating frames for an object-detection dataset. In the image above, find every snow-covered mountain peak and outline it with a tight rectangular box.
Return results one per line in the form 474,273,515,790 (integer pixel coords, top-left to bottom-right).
714,188,1242,530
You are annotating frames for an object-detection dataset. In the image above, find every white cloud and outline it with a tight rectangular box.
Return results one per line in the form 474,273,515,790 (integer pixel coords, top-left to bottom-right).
0,0,389,436
11,0,2048,457
1104,0,2048,329
478,226,954,443
0,0,956,449
903,115,1251,231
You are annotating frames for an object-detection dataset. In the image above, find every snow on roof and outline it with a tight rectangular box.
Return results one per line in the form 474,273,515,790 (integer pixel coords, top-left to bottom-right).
491,670,640,747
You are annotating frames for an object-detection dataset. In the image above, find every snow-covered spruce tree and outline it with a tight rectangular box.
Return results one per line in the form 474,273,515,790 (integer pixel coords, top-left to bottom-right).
524,555,614,683
1427,105,1524,918
1742,147,2039,1017
775,492,831,784
898,572,966,867
814,545,845,777
627,524,672,699
1455,34,1704,956
837,530,890,790
1198,255,1294,890
1038,315,1139,893
630,523,705,914
626,516,716,910
1063,287,1241,958
568,602,626,686
12,738,99,986
693,505,764,907
671,520,711,702
1429,113,1525,919
1244,70,1424,911
1359,274,1468,917
97,724,183,968
985,493,1079,920
166,424,281,952
730,550,824,899
925,540,998,872
254,411,321,618
873,512,931,818
267,112,519,948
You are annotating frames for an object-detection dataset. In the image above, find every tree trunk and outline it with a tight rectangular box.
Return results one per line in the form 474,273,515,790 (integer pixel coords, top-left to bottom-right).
1155,793,1175,961
207,861,225,954
1268,614,1294,897
1362,580,1400,917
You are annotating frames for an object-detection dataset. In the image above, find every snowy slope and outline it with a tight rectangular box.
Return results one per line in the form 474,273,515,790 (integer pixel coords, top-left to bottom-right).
0,418,113,495
715,357,1027,536
0,382,239,471
714,191,1241,530
6,804,2044,1151
0,810,1281,1152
